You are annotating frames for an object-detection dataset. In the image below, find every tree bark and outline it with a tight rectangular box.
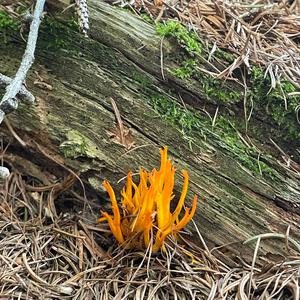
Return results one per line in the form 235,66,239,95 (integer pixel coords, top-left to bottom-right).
1,0,300,262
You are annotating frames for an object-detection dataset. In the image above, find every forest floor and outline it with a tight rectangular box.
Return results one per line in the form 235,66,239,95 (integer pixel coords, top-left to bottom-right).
1,171,299,299
0,0,300,299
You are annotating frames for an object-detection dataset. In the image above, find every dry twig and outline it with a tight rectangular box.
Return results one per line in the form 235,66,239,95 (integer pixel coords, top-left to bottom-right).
0,0,45,123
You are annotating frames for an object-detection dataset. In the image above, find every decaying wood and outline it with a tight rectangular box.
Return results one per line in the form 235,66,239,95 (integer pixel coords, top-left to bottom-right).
0,0,46,179
0,0,300,261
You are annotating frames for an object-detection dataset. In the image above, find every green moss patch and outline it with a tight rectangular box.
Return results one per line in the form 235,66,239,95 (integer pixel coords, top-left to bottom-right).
156,21,202,55
148,95,278,180
156,21,241,105
0,10,18,43
249,66,300,140
38,17,80,50
0,10,18,30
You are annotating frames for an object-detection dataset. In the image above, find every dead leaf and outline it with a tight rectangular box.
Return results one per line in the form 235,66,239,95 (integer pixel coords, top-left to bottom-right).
106,126,135,150
108,98,135,150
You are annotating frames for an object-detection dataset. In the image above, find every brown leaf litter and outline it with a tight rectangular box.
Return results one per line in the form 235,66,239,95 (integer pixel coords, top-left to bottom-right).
0,172,299,299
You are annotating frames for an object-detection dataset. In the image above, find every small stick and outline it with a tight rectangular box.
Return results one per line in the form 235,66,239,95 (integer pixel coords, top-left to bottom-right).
0,0,46,123
4,119,27,147
0,74,35,104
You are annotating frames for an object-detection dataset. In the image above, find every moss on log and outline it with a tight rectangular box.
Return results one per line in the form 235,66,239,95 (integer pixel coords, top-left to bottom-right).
0,1,300,261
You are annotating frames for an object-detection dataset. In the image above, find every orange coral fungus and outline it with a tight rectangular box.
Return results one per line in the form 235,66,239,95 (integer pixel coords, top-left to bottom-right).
99,146,197,252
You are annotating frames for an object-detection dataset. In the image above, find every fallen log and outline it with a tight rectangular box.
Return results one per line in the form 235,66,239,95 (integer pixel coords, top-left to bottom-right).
0,0,299,263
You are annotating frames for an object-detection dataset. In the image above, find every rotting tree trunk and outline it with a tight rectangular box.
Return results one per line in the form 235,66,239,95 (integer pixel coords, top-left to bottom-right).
1,0,300,263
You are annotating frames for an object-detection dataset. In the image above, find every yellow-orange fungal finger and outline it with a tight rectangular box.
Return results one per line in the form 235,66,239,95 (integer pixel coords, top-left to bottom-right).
145,186,155,214
158,148,168,188
121,190,135,211
103,180,121,224
99,146,197,252
170,170,189,223
167,166,175,199
152,225,173,252
152,232,163,253
159,147,168,170
132,198,150,232
139,169,148,194
101,211,124,243
143,215,152,247
156,193,169,230
174,195,197,231
121,173,135,211
98,216,107,223
157,163,174,229
174,209,190,232
131,181,141,209
125,171,133,200
161,171,174,218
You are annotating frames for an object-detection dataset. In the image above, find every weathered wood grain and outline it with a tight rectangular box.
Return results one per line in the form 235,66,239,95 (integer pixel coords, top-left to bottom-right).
1,1,299,260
